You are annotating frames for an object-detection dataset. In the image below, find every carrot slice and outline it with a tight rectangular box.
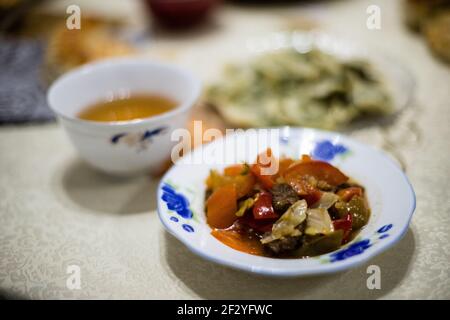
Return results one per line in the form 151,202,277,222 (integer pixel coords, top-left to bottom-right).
206,185,238,229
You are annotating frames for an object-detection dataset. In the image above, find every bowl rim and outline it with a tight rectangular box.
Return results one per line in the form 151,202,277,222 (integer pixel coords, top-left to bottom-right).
47,57,202,129
157,127,416,277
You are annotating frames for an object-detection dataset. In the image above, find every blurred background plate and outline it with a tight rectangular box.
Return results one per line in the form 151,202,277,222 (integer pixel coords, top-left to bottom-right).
182,31,415,131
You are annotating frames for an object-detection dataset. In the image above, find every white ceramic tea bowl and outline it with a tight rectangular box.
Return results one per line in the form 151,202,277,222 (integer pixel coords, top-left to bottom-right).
48,58,201,176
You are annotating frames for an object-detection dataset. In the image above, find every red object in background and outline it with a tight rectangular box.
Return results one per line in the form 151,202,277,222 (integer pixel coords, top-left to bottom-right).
145,0,220,28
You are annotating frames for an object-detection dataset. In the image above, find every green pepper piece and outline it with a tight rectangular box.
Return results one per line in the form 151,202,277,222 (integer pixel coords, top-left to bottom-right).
334,196,369,230
294,230,344,257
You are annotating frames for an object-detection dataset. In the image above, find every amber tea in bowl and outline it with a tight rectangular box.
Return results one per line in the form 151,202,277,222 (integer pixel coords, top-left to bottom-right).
78,94,177,122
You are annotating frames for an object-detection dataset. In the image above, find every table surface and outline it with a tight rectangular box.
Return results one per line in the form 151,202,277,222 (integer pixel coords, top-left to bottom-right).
1,0,449,299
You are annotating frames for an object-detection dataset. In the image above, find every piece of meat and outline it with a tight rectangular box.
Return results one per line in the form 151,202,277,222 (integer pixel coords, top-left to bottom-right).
263,218,306,255
264,236,301,255
270,183,300,213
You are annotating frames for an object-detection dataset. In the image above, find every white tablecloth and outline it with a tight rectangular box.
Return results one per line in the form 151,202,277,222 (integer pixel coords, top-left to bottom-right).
1,0,449,299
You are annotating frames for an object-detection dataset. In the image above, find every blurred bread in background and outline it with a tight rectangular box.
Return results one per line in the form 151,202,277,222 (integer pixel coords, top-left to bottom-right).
0,1,136,82
404,0,449,31
44,17,135,82
404,0,450,63
424,11,450,63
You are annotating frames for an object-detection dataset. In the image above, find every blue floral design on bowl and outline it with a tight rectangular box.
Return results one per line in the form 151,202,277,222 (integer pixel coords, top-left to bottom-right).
377,224,392,233
312,140,348,161
161,183,193,219
182,224,194,233
323,224,393,263
329,239,372,262
141,127,167,141
110,126,167,151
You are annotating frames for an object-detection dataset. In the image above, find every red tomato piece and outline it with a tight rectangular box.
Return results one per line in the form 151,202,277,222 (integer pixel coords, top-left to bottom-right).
284,160,349,186
238,214,276,233
337,187,363,202
252,192,278,220
333,214,353,244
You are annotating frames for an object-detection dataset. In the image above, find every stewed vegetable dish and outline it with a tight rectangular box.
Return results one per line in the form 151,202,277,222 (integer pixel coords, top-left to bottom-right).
206,49,393,130
205,149,370,258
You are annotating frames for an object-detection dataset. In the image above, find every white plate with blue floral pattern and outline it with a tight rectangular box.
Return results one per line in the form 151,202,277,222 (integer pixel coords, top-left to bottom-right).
157,127,416,277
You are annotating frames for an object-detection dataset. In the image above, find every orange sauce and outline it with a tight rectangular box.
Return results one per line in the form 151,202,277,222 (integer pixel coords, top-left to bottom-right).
211,229,266,256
